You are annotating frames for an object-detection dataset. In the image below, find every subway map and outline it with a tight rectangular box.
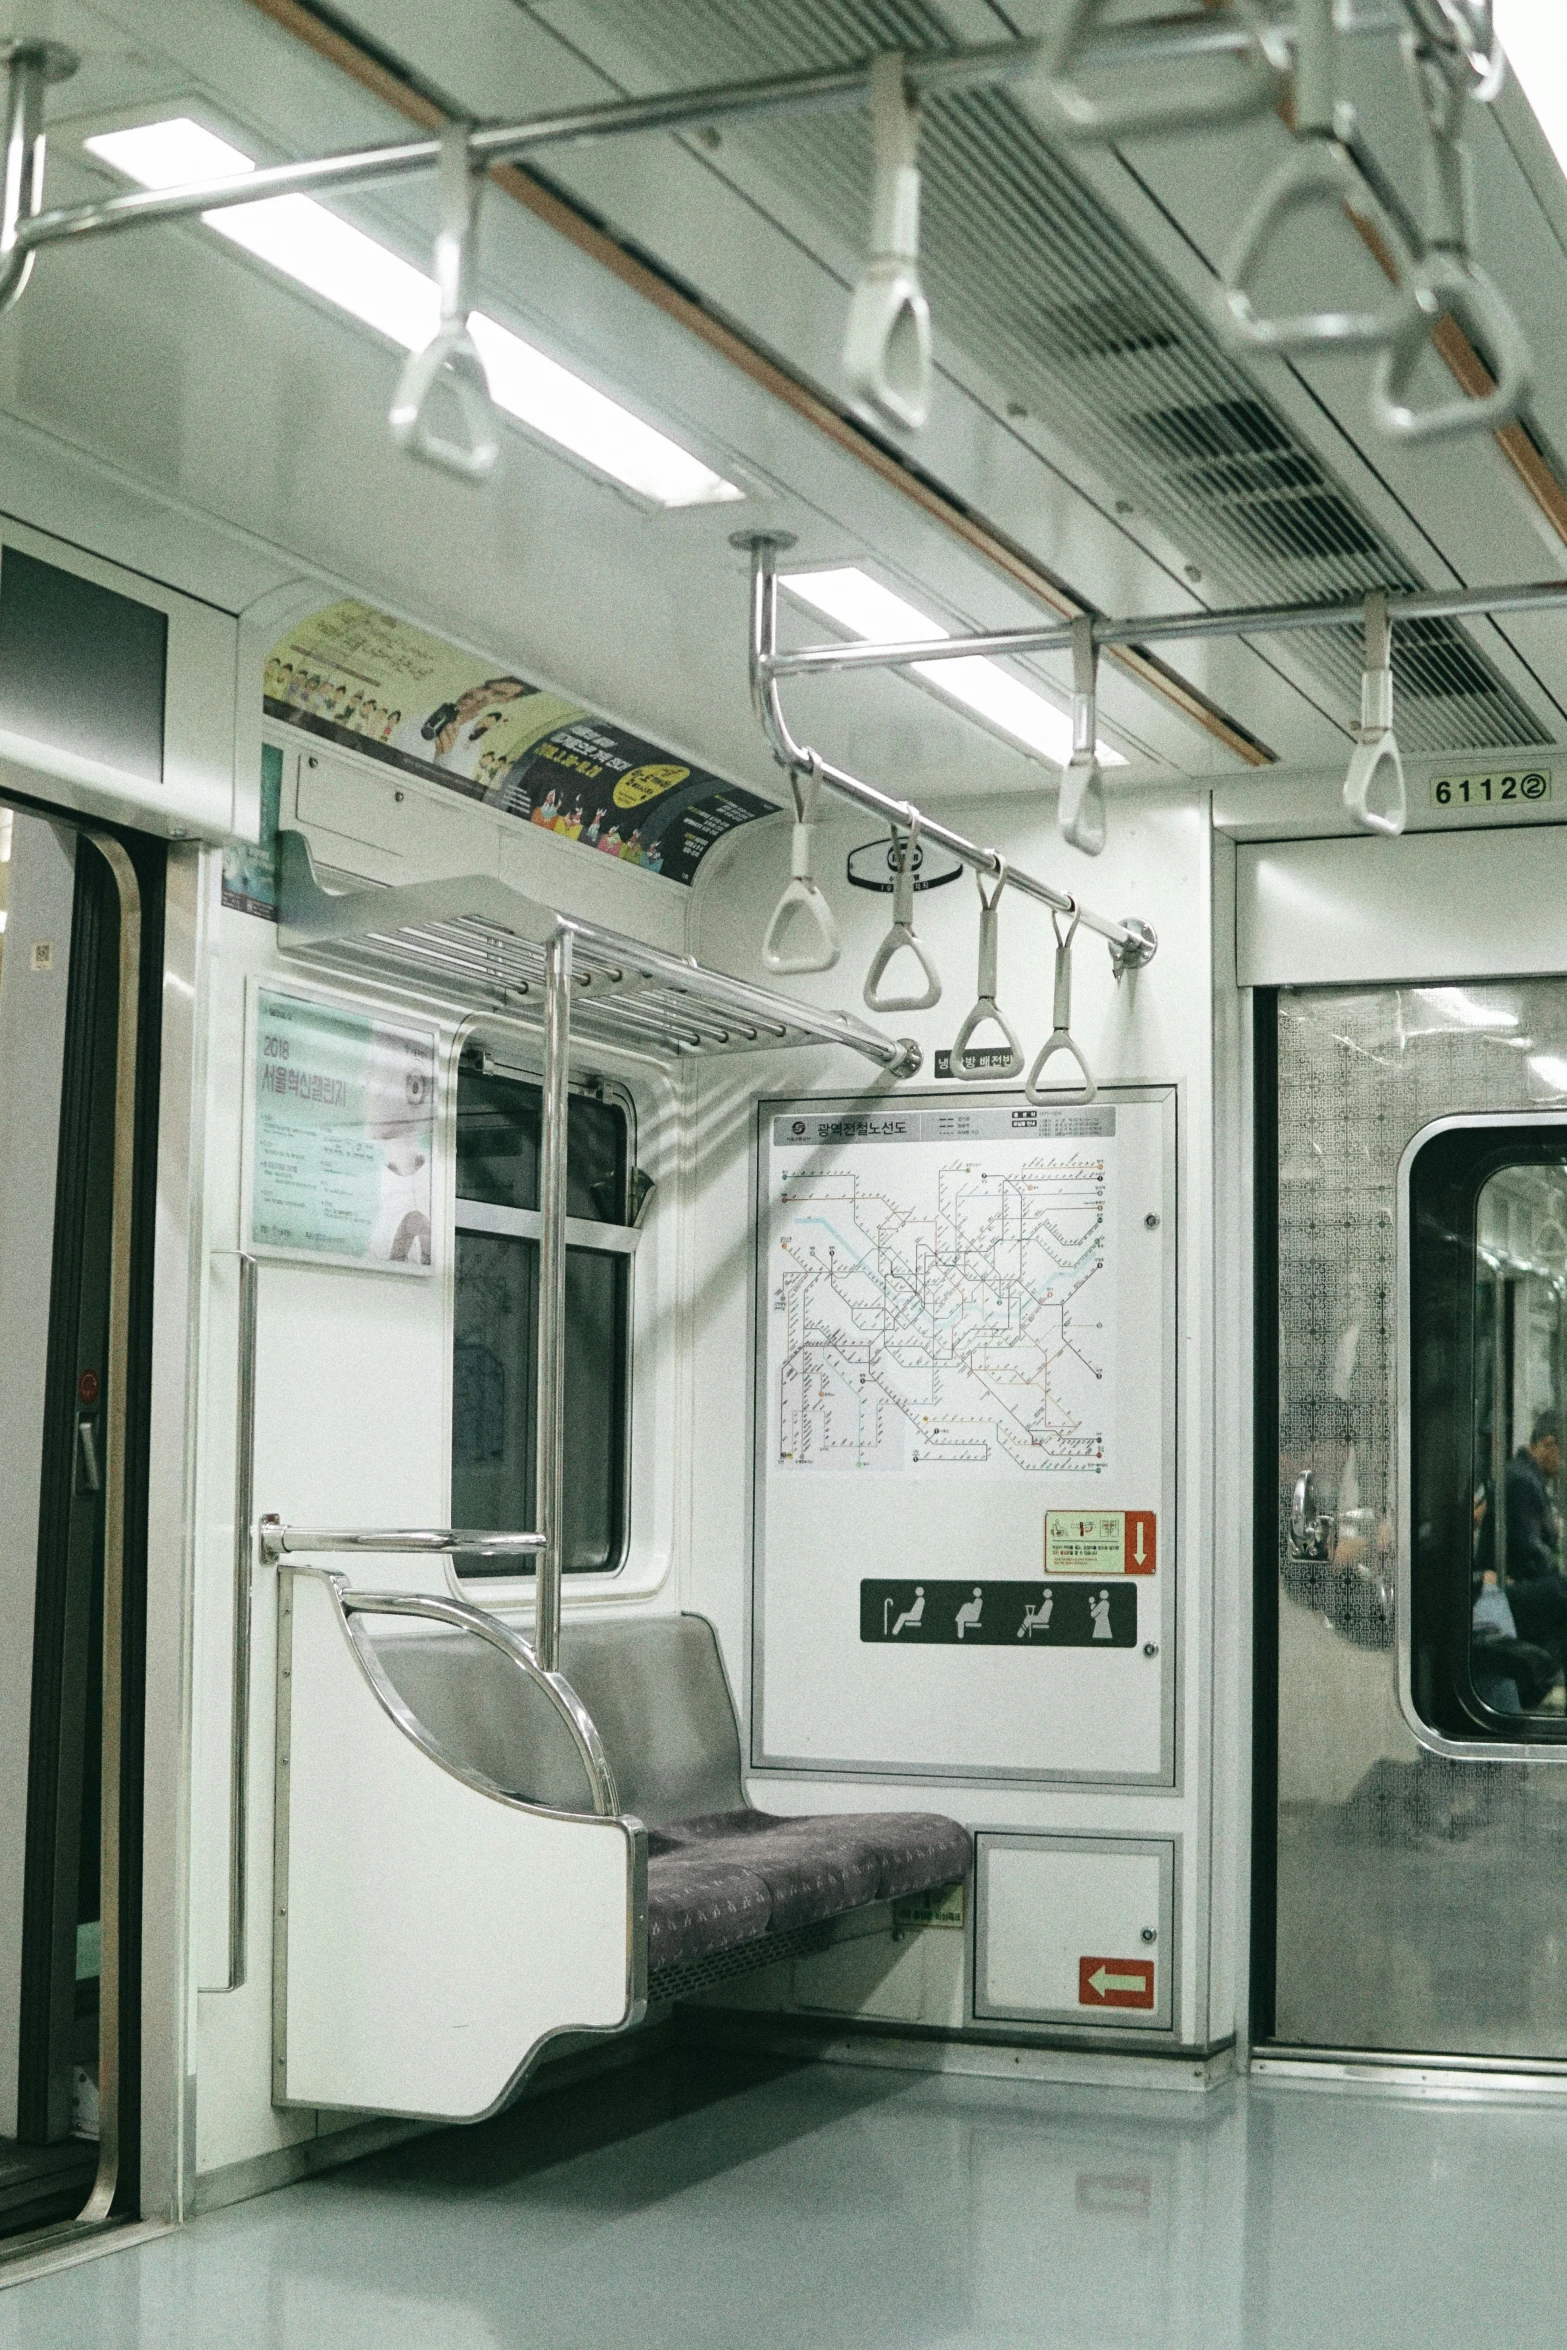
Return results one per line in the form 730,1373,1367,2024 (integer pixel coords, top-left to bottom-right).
766,1105,1115,1477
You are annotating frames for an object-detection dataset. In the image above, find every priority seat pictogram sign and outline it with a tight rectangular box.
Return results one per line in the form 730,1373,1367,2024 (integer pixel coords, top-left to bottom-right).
860,1579,1136,1646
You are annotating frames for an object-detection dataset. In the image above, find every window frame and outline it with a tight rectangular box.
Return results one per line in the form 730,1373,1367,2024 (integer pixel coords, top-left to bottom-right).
448,1044,638,1594
1398,1108,1567,1759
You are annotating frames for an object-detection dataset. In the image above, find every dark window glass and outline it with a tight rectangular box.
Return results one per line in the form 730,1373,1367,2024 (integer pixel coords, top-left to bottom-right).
454,1054,628,1222
1408,1123,1567,1739
0,548,167,784
452,1058,631,1577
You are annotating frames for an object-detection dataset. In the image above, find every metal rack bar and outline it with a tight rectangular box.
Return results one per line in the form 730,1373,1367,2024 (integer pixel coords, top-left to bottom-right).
4,8,1430,276
277,830,921,1076
740,536,1158,970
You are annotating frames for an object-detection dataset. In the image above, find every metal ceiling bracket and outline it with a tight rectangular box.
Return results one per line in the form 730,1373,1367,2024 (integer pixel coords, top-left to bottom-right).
1058,616,1106,858
950,857,1023,1081
0,39,75,312
1218,0,1420,356
1036,0,1288,141
842,53,932,433
388,121,499,484
1370,27,1530,442
1342,589,1406,834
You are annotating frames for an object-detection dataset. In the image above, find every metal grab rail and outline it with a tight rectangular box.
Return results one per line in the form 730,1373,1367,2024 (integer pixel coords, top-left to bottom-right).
328,1582,620,1819
259,1518,546,1564
739,531,1159,974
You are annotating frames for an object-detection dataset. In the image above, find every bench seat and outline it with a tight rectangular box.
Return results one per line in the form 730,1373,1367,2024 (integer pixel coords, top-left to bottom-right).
646,1805,974,1972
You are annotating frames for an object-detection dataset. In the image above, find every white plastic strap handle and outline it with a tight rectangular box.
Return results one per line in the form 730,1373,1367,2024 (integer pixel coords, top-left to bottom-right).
1025,908,1096,1107
389,123,499,485
1369,31,1530,443
863,814,941,1013
1058,616,1107,858
950,860,1023,1082
1038,0,1286,142
762,758,841,975
1218,0,1421,356
843,54,932,434
1342,590,1406,837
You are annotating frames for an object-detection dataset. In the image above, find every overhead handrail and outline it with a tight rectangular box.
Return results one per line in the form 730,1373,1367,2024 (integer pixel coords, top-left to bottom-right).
1025,909,1097,1108
950,858,1023,1081
388,121,498,484
259,1518,547,1564
1059,615,1107,858
1219,0,1421,357
1342,590,1406,834
1035,0,1288,143
864,813,943,1013
738,533,1158,977
843,53,932,434
762,756,841,975
0,38,72,311
1370,27,1530,443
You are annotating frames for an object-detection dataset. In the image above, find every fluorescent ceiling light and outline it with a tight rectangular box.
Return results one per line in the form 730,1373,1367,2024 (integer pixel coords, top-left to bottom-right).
83,120,742,508
1497,4,1567,174
1412,987,1519,1030
781,568,1125,770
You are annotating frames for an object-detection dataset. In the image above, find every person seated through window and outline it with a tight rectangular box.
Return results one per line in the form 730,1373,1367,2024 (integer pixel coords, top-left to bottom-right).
1472,1563,1560,1714
1501,1413,1567,1684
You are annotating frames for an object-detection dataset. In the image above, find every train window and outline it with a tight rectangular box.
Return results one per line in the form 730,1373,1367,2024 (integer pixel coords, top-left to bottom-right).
1406,1118,1567,1743
451,1052,632,1578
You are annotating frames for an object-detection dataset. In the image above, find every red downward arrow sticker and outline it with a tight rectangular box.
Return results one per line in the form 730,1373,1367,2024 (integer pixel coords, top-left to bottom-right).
1078,1955,1155,2009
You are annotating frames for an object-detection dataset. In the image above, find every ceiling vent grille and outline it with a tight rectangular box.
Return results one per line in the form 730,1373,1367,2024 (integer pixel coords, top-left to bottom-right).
574,0,1543,750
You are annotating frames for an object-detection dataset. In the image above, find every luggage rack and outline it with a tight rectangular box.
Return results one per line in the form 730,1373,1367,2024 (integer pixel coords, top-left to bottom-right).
277,830,919,1077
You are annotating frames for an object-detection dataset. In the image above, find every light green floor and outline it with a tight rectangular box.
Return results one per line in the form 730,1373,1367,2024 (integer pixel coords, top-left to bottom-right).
5,2046,1567,2347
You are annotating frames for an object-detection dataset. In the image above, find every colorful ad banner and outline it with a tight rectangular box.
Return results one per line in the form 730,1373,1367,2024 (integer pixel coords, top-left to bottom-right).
262,598,775,887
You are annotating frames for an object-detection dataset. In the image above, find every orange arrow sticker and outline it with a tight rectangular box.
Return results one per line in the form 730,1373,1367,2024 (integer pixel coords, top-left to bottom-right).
1078,1954,1155,2009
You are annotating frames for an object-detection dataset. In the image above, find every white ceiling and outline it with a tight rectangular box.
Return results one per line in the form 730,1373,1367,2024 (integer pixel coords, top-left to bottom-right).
1,0,1563,832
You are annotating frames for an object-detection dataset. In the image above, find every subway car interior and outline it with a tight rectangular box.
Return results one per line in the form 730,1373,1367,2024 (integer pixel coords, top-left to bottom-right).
7,0,1567,2341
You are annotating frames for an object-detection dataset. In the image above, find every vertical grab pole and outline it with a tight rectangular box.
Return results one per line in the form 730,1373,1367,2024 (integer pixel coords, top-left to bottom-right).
535,928,572,1673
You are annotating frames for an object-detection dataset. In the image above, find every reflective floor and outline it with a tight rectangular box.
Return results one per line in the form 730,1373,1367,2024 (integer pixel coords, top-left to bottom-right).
6,2044,1567,2347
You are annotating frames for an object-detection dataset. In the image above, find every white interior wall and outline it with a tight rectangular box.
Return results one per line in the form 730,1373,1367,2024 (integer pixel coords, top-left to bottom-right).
686,785,1229,2052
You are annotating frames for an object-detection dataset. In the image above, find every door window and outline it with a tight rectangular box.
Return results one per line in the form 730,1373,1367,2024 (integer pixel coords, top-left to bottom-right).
450,1053,634,1579
1408,1121,1567,1742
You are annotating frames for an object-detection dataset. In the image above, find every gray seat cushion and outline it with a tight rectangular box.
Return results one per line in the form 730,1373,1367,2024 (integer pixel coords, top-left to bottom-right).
646,1807,972,1972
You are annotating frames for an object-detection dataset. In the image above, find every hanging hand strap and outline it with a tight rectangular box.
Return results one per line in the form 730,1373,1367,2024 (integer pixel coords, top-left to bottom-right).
1370,31,1530,443
950,859,1023,1081
1025,907,1096,1106
762,757,841,974
1058,617,1107,857
1342,590,1406,836
389,122,499,484
1218,0,1421,357
843,54,932,433
1037,0,1286,142
864,813,942,1012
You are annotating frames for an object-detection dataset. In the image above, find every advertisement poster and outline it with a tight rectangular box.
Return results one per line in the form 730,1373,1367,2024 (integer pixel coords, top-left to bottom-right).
263,599,774,886
249,988,436,1272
